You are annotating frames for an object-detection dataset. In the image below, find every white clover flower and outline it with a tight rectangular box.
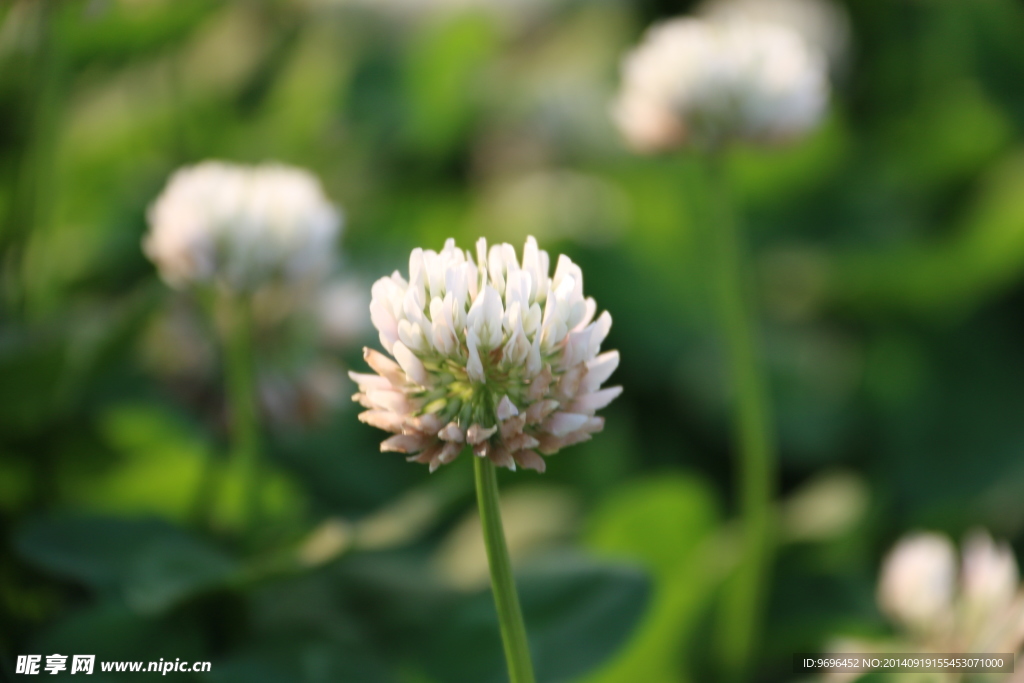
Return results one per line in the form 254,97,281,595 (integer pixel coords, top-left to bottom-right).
877,532,957,636
613,17,828,152
144,161,341,292
699,0,851,71
349,236,620,473
877,530,1024,653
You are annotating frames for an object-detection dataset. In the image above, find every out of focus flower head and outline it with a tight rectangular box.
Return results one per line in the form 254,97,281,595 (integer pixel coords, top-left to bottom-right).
877,530,1024,654
613,16,828,152
699,0,851,72
350,236,620,473
144,161,342,293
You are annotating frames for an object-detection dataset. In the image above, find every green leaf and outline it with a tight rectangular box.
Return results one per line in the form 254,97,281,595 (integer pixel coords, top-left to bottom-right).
14,515,237,615
581,474,722,683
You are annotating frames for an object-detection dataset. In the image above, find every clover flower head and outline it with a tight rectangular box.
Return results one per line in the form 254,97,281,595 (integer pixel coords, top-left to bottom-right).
350,236,621,473
144,161,341,292
613,17,828,152
878,530,1024,652
878,532,958,635
699,0,851,70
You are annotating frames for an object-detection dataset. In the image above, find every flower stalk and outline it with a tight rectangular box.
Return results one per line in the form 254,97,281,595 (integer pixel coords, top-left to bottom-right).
474,454,536,683
706,159,777,681
223,296,263,536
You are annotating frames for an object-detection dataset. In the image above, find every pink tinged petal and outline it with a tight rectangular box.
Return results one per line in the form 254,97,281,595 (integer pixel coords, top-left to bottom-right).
502,244,519,272
392,341,430,386
473,441,489,457
541,318,568,352
525,399,559,425
488,245,506,292
425,252,445,299
586,311,612,358
438,422,465,443
408,248,425,289
467,423,498,445
408,413,444,434
369,300,398,352
523,302,542,336
489,445,516,471
536,434,563,455
445,272,466,315
562,327,592,368
407,443,441,464
365,389,412,414
568,386,623,414
500,415,526,439
573,297,597,333
522,236,550,302
430,297,457,355
527,365,553,401
429,295,444,323
543,412,590,437
352,393,375,409
469,285,504,349
506,433,540,451
526,332,542,376
567,300,588,330
429,442,462,472
513,449,546,473
397,319,427,353
506,270,531,310
348,371,392,392
502,327,529,367
476,237,489,275
406,291,426,328
581,350,619,393
381,433,429,453
558,430,594,449
503,300,521,335
555,365,586,401
433,320,456,355
364,348,406,387
358,410,405,433
582,416,605,433
496,395,519,421
466,330,485,383
441,291,457,334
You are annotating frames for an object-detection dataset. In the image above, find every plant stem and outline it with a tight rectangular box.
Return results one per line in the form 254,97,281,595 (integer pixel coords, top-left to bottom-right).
706,159,777,681
473,455,536,683
223,296,262,537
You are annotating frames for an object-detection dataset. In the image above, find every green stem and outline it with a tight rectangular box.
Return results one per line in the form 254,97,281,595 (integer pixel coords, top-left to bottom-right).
473,455,536,683
706,159,777,681
223,296,262,537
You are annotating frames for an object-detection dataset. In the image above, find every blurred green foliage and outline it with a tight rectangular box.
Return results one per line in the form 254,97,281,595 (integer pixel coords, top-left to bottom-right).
2,0,1024,681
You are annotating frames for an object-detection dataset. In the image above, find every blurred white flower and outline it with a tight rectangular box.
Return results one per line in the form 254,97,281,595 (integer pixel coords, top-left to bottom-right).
144,161,342,292
878,532,957,636
350,236,620,473
877,530,1024,654
613,17,828,152
699,0,851,71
